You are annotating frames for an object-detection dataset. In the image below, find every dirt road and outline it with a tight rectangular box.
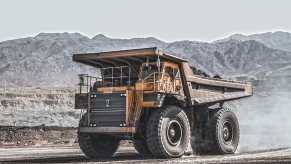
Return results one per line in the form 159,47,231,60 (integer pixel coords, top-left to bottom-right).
0,146,290,163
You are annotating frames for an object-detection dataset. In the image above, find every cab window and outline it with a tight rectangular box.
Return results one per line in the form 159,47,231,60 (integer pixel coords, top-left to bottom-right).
165,67,180,79
139,63,161,79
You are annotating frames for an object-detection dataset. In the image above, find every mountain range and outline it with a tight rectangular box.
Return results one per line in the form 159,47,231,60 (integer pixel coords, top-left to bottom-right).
217,31,291,52
1,31,291,150
1,31,291,88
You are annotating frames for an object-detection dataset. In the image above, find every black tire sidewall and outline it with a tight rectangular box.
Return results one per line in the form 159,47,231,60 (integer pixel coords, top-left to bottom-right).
214,109,239,154
133,138,151,155
158,106,190,157
78,113,120,159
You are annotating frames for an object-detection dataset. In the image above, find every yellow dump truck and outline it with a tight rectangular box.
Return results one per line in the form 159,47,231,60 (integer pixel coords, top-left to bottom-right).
73,47,252,159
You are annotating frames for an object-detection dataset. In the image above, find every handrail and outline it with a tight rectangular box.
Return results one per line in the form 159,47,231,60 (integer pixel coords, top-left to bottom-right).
78,66,132,93
142,72,179,93
78,74,101,94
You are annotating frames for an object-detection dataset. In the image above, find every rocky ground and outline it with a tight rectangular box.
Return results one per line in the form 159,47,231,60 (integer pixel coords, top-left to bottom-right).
0,87,80,127
0,126,77,147
0,146,290,163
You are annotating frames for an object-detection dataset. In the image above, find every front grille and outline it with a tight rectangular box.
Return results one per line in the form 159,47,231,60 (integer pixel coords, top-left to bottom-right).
89,92,126,126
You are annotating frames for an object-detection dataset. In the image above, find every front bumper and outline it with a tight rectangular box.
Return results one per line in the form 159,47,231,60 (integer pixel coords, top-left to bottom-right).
79,127,136,134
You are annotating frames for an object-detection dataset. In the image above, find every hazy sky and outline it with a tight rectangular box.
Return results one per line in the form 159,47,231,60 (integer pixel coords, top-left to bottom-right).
0,0,290,42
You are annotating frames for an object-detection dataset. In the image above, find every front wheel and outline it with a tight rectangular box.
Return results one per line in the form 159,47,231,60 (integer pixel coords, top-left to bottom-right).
146,106,191,158
78,133,120,159
133,138,151,156
78,113,120,159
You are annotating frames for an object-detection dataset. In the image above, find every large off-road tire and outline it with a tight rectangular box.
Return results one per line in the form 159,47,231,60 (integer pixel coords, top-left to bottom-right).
206,108,240,154
191,107,211,155
78,114,120,159
133,138,151,156
146,106,191,158
133,110,151,156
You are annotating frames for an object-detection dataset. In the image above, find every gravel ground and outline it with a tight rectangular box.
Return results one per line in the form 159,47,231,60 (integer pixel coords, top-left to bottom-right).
0,146,290,163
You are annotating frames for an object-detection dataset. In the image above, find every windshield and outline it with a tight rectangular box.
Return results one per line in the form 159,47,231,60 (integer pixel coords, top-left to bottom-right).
139,63,161,79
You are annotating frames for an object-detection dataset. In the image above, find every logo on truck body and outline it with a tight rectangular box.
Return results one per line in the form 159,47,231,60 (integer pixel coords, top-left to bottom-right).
105,99,110,107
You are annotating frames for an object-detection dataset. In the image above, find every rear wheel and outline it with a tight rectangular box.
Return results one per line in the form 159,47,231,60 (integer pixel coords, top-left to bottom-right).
146,106,190,158
78,114,120,159
208,107,240,154
192,107,239,155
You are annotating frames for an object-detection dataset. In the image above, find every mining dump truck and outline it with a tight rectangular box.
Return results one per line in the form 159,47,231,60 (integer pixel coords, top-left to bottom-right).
73,47,252,159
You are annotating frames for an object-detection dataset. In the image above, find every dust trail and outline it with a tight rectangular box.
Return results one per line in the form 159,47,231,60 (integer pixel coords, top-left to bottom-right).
237,78,291,152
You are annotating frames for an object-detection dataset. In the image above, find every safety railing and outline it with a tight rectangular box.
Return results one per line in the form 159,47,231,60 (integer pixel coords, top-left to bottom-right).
78,66,132,94
78,74,100,94
142,72,180,93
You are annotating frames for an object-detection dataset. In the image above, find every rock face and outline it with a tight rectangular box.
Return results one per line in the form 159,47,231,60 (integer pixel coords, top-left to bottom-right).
1,32,291,151
0,88,79,127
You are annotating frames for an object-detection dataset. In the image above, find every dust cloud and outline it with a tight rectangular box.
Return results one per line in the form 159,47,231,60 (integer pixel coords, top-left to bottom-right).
237,78,291,152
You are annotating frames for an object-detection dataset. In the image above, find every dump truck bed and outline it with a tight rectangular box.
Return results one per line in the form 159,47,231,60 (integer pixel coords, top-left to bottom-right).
180,62,252,105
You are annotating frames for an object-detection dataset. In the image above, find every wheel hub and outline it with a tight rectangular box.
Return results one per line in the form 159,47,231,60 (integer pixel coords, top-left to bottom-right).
223,127,230,140
166,120,182,146
169,128,176,137
222,121,233,142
